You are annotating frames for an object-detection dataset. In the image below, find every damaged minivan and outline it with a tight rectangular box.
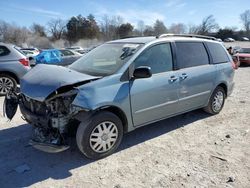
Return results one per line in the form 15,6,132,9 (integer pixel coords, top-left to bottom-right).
4,35,235,159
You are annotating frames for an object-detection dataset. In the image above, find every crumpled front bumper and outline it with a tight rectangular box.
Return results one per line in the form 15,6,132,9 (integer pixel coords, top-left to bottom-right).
19,102,49,126
29,140,70,153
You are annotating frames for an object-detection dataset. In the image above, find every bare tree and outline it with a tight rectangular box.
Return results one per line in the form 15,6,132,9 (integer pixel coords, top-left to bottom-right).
137,20,145,36
0,20,29,45
197,15,219,35
100,15,124,40
187,23,200,34
47,19,66,40
143,25,154,36
240,10,250,33
169,23,186,34
30,23,47,37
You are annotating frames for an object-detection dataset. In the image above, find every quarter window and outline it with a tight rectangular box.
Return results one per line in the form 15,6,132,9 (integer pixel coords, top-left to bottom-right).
0,46,10,56
176,42,209,69
206,42,230,64
134,43,173,74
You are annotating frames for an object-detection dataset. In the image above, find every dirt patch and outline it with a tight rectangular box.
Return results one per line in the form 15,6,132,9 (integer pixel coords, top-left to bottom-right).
0,68,249,188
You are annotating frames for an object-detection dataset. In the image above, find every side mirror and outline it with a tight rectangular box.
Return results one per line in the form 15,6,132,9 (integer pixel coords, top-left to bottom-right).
133,66,152,79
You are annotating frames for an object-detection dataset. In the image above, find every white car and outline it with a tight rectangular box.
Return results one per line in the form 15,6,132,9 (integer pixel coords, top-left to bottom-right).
21,49,39,66
65,46,84,51
224,38,235,42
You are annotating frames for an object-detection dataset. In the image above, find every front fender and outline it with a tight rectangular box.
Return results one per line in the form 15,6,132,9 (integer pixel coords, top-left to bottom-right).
71,81,134,132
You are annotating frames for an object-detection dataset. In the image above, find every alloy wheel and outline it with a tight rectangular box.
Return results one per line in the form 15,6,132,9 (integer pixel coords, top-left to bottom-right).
0,77,14,95
212,91,224,112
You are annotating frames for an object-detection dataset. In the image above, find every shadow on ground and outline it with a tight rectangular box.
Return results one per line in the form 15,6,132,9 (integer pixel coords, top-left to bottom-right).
0,110,210,187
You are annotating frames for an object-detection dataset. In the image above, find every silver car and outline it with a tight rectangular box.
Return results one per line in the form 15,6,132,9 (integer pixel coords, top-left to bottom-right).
0,43,30,95
59,49,82,66
4,35,235,159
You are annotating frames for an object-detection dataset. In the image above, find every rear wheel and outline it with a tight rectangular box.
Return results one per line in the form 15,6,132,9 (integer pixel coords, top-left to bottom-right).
204,86,225,114
0,74,17,96
76,111,123,159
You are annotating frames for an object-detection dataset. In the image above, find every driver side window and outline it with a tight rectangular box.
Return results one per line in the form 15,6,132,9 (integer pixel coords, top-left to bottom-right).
134,43,173,74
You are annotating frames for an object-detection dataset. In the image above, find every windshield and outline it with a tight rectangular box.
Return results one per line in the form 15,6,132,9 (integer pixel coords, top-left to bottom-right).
239,48,250,54
69,43,143,76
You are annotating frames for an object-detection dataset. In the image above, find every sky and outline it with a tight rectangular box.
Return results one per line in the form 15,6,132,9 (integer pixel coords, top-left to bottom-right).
0,0,249,30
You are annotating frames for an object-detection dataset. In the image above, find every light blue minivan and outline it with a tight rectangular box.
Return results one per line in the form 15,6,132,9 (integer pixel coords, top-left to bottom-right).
4,34,235,159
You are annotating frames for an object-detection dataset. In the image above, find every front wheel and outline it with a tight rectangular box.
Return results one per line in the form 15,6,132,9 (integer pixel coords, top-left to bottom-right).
203,86,226,115
76,111,123,159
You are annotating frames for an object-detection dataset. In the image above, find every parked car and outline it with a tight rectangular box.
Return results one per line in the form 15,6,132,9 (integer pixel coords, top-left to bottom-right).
0,43,30,95
4,35,235,159
232,46,241,54
35,49,61,65
224,38,235,42
216,38,222,42
21,49,39,66
59,49,82,66
73,49,90,55
241,37,249,41
20,48,40,56
235,48,250,66
65,46,83,51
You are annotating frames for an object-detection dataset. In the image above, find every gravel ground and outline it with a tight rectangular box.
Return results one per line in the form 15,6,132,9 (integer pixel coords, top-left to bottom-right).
0,67,250,188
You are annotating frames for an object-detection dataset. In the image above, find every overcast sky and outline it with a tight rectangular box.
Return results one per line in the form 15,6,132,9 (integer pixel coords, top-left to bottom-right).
0,0,249,29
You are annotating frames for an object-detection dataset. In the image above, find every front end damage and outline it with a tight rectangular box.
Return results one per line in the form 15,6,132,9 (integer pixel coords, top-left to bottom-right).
3,64,100,153
4,87,90,153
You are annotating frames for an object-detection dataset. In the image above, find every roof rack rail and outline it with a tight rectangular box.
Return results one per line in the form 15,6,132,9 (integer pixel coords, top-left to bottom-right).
157,33,217,40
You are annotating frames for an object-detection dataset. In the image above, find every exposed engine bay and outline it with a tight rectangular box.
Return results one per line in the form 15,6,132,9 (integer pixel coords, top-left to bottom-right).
4,85,91,152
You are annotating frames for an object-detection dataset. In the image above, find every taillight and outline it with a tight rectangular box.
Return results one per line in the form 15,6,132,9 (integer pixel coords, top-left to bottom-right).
19,58,30,66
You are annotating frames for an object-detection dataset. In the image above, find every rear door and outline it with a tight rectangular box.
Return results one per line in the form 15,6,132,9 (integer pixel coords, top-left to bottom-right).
175,42,216,112
130,43,179,126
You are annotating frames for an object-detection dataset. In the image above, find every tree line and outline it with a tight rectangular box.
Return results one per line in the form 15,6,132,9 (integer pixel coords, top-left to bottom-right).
0,9,250,48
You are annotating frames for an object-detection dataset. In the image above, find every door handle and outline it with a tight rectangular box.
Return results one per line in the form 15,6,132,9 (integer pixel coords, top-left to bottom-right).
169,75,178,82
180,73,188,80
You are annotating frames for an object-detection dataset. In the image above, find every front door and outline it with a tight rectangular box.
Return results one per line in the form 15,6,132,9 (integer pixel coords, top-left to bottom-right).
129,43,179,126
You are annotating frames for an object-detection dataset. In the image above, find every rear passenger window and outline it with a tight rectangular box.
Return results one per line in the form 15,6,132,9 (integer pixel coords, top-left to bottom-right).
134,43,173,74
206,42,230,64
0,46,10,56
176,42,209,69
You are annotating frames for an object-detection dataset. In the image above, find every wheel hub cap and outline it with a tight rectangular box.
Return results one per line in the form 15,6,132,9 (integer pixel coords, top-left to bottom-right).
212,91,224,112
89,121,118,153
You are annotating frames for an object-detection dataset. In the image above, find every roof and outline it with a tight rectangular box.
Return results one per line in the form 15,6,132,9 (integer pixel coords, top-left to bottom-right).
108,37,156,44
107,35,220,44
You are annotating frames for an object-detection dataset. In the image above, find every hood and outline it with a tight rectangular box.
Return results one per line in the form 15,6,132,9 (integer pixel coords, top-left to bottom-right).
236,53,250,57
20,64,99,101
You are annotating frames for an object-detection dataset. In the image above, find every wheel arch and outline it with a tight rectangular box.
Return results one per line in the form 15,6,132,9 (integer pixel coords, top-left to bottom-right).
0,71,19,84
97,105,128,133
217,82,228,97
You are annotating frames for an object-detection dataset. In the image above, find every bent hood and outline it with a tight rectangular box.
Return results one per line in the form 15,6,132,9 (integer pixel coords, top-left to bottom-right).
20,64,99,101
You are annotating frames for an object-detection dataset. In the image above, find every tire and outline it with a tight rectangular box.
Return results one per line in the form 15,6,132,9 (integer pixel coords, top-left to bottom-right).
203,86,226,115
76,111,123,159
0,74,17,96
